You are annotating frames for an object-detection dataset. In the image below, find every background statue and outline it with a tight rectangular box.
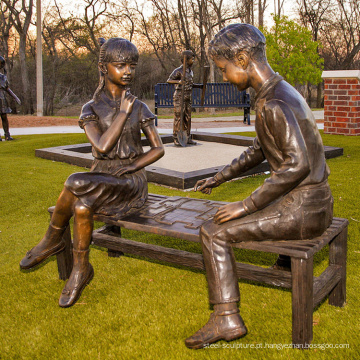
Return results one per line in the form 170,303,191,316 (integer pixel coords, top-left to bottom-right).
167,50,202,146
186,24,334,349
20,38,164,308
0,56,21,141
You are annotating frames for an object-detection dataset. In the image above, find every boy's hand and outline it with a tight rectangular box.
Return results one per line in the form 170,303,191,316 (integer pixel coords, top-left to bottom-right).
194,177,219,194
213,201,248,224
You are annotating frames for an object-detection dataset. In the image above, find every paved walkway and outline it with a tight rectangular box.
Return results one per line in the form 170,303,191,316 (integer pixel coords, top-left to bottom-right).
10,111,324,135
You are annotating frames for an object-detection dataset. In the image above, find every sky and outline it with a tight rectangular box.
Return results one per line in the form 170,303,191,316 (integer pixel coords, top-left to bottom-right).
38,0,299,26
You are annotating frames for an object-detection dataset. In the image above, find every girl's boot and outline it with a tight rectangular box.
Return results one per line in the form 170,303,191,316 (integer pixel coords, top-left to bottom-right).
58,248,94,308
20,223,66,269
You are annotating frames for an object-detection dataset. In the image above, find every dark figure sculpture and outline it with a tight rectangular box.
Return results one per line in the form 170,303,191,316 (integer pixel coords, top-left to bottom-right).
185,24,333,349
20,38,164,307
167,50,202,146
0,56,21,141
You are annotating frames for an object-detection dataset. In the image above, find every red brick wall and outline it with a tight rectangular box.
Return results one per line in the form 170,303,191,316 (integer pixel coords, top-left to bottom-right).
323,77,360,135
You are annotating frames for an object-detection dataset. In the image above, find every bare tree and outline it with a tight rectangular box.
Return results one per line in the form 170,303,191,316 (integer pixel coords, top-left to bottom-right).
133,1,177,73
312,0,360,69
298,0,332,106
135,0,244,81
0,3,14,81
195,0,243,81
274,0,285,17
258,0,268,28
106,0,138,41
3,0,34,114
298,0,332,41
334,0,360,68
234,0,254,24
53,0,117,57
40,6,69,115
0,3,20,112
0,3,12,73
296,0,360,107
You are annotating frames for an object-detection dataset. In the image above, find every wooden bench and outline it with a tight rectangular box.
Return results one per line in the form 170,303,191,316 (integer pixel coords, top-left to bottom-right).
154,82,251,124
50,194,348,347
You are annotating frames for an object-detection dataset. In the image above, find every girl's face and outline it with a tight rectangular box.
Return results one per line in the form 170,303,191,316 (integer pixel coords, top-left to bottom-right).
103,61,137,86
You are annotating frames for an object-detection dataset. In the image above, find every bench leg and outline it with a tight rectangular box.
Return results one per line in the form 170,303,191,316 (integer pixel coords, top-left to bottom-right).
329,227,347,307
108,249,124,258
291,257,313,348
56,224,73,280
244,107,250,125
104,225,125,258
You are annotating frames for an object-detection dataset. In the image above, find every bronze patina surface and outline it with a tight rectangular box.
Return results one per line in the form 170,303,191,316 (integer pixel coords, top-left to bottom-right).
186,24,335,349
19,38,164,307
0,56,21,141
167,50,203,146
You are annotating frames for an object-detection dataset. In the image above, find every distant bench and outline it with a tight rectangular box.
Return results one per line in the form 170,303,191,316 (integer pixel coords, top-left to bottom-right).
154,82,251,125
51,194,348,347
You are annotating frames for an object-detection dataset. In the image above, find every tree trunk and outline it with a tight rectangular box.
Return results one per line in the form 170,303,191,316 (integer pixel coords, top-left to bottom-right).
18,33,33,114
307,82,312,107
245,0,253,24
258,0,266,28
45,61,57,116
317,82,323,109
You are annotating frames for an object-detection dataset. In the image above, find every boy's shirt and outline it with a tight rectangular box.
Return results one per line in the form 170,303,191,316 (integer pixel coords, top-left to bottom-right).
218,74,329,214
167,65,194,93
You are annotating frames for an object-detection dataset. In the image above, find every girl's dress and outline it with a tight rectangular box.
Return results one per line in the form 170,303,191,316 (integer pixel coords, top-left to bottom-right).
0,74,12,114
65,91,155,217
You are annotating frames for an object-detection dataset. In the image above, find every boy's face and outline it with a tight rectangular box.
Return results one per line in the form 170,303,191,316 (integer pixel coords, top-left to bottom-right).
186,57,194,67
213,56,250,91
101,61,137,86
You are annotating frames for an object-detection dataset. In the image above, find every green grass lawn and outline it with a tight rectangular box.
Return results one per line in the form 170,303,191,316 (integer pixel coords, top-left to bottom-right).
0,132,359,359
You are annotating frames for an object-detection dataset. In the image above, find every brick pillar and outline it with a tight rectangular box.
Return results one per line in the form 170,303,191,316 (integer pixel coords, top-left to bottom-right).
322,70,360,135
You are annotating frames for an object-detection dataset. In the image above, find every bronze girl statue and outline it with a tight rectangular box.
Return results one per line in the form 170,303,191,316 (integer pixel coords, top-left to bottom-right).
0,56,21,141
20,38,164,307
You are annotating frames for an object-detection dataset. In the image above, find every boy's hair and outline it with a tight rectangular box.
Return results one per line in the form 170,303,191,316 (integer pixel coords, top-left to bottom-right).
181,50,195,61
0,56,5,69
208,24,266,62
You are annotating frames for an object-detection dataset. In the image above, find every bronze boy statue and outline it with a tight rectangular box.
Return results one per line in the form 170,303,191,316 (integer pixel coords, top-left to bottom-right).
186,24,333,349
20,38,164,307
0,56,21,141
167,50,202,146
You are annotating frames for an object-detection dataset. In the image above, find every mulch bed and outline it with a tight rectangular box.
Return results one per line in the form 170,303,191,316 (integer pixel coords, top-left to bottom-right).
8,115,79,128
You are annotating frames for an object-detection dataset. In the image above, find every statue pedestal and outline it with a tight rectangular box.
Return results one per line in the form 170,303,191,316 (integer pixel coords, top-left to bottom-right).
322,70,360,136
